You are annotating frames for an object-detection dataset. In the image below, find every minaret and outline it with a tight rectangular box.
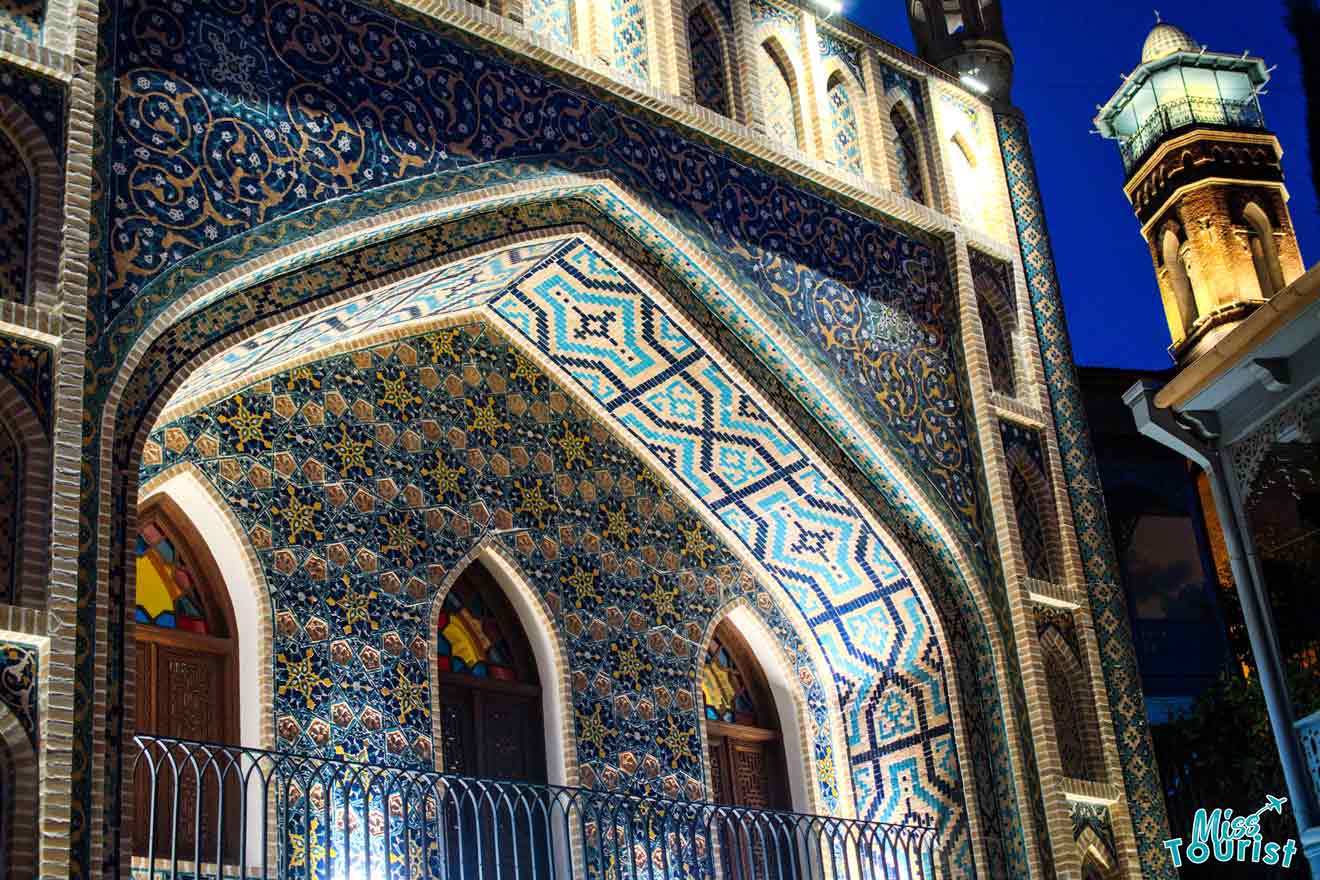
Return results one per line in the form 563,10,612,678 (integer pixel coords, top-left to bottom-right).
907,0,1014,104
1096,20,1307,365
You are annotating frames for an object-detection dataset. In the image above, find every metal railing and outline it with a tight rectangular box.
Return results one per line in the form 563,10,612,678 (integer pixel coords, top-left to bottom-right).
130,734,941,880
1118,96,1265,172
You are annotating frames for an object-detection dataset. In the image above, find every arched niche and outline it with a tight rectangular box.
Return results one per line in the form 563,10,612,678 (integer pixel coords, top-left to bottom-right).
130,494,243,860
758,37,804,151
972,262,1018,400
0,672,37,879
1160,222,1198,337
685,1,735,119
1242,200,1286,297
139,464,273,751
0,97,62,309
1007,450,1063,584
889,100,927,205
137,464,274,870
429,541,577,790
825,69,865,177
0,375,50,610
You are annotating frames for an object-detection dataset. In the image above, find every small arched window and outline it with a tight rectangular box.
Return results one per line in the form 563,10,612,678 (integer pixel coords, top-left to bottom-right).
0,128,33,304
826,71,864,176
687,4,731,117
1161,225,1198,336
890,107,926,205
759,40,801,150
1243,201,1286,297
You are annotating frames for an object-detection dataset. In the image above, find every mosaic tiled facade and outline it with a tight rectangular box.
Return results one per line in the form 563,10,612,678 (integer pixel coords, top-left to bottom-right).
997,109,1174,874
0,0,42,40
0,641,37,750
142,320,847,804
0,0,1173,876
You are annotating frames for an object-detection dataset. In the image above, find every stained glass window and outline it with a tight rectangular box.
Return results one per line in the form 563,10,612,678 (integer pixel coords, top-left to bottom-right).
891,109,925,205
435,577,522,681
135,520,212,632
702,637,757,725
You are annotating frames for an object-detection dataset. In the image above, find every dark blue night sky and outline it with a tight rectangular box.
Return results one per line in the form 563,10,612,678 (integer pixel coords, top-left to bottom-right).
848,1,1319,369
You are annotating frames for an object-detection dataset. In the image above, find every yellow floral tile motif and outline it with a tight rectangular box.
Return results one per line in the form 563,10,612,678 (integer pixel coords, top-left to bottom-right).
216,393,272,453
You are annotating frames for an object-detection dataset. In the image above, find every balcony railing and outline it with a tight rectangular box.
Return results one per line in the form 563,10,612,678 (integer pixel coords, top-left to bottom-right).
130,734,942,880
1118,96,1265,172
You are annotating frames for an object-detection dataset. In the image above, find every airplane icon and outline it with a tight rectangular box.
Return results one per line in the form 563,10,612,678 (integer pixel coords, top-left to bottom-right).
1248,794,1289,821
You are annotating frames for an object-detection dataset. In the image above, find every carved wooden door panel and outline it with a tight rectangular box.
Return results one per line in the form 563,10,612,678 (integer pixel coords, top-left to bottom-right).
437,684,546,878
707,735,790,880
134,640,237,860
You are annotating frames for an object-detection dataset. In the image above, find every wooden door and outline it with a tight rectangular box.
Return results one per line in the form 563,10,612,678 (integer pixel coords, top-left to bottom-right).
434,562,547,878
131,500,240,863
134,634,240,860
702,622,793,880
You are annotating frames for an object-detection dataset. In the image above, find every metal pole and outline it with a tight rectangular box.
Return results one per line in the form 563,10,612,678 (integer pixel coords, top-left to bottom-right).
1126,381,1319,876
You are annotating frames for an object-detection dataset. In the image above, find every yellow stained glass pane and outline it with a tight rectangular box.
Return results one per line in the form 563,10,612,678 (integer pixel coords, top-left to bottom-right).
442,608,491,669
136,553,178,621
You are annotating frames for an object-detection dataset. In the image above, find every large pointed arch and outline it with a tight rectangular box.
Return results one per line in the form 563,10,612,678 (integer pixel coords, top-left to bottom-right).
93,179,1043,879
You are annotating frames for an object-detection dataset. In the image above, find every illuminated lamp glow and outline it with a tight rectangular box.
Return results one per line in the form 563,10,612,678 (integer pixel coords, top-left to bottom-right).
960,74,990,95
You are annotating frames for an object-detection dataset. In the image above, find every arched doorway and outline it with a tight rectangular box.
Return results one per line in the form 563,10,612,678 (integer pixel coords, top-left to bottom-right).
702,620,790,810
434,559,549,879
132,496,239,860
434,559,546,782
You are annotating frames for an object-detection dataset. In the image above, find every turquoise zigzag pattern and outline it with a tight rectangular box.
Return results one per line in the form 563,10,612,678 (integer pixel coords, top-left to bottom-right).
491,239,968,847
